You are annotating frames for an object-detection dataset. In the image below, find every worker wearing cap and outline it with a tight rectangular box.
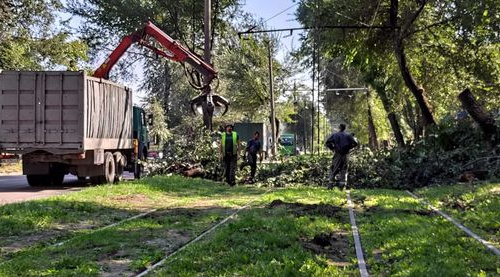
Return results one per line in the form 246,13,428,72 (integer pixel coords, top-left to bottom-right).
220,123,240,186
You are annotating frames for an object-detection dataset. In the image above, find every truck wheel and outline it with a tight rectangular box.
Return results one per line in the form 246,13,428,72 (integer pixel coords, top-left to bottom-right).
103,152,116,184
89,152,115,185
26,175,50,187
113,152,124,183
90,176,104,185
50,174,65,186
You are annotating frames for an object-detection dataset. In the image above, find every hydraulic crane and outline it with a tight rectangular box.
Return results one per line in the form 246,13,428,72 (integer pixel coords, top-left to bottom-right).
93,21,229,130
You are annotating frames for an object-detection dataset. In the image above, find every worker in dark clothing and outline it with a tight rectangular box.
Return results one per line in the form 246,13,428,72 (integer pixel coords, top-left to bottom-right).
325,124,358,189
219,123,240,186
240,131,263,183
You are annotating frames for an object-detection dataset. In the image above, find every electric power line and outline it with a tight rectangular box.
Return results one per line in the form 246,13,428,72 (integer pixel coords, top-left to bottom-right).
262,2,299,25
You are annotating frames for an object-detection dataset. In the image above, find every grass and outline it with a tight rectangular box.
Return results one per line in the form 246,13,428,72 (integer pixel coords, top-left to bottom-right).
0,177,499,275
0,176,265,262
154,187,358,276
415,182,500,248
351,188,500,276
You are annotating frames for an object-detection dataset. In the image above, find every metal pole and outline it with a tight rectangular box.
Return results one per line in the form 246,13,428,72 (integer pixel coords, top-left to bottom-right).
202,0,212,130
204,0,211,64
268,41,277,157
303,106,307,154
293,81,298,155
316,45,320,156
311,52,315,155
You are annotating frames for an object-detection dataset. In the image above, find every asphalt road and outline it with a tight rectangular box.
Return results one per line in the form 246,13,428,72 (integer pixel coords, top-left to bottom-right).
0,173,133,205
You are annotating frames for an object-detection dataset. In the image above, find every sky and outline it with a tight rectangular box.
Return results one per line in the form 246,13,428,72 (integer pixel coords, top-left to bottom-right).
240,0,310,83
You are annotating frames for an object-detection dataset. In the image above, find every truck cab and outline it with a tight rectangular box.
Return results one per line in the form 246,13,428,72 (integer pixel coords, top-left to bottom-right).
131,106,150,178
133,106,150,159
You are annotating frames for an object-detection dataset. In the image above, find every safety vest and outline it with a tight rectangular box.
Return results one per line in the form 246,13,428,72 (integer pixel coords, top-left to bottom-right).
222,132,238,156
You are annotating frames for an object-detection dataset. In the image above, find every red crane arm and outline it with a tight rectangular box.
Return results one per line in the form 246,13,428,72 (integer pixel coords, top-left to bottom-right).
93,22,217,84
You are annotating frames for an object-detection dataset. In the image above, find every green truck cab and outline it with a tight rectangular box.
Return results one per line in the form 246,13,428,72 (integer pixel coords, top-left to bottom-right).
279,134,296,156
131,106,151,178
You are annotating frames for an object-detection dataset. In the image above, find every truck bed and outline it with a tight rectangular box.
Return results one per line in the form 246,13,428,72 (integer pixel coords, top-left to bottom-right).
0,71,133,154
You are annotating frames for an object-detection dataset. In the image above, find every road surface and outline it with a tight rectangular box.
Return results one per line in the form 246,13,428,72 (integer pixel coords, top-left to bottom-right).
0,174,133,205
0,175,86,205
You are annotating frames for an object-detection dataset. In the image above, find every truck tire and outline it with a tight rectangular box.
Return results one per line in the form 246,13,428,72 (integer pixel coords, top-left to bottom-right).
26,175,50,187
50,174,65,186
113,152,124,183
103,152,116,184
90,176,104,185
90,152,115,185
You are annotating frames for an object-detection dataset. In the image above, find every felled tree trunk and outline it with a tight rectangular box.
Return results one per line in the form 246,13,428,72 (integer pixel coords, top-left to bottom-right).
458,89,498,144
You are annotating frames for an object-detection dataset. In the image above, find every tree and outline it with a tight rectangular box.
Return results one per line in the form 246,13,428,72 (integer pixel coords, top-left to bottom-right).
296,0,500,144
147,98,171,148
0,0,87,71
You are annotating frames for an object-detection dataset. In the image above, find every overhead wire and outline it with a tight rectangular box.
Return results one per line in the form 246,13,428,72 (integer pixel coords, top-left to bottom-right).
262,2,299,25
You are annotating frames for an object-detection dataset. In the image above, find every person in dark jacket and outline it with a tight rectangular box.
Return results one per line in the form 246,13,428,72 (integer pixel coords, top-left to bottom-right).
240,131,262,183
325,123,358,189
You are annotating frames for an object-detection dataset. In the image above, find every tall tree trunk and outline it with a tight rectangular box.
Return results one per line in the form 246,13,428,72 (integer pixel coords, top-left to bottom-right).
458,88,498,144
402,99,423,142
367,91,379,149
390,0,436,126
375,87,406,148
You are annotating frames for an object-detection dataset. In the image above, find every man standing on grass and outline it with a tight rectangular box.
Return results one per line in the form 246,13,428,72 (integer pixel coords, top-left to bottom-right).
220,123,240,186
240,131,263,184
325,123,358,190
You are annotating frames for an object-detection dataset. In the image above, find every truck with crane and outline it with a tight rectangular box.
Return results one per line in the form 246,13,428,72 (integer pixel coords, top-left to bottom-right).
0,22,226,186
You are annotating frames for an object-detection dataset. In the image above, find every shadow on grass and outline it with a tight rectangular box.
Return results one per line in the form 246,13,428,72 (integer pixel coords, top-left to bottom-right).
353,190,500,276
155,203,358,276
0,205,236,276
135,175,267,198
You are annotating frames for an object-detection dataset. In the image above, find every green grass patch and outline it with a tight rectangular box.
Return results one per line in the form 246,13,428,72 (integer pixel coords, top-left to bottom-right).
154,187,358,276
352,188,500,276
0,207,234,276
416,182,500,248
0,176,266,262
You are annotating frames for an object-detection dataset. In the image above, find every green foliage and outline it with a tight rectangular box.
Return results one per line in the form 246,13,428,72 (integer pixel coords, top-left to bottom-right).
350,118,499,188
0,0,88,71
146,98,171,149
142,126,223,180
251,118,499,189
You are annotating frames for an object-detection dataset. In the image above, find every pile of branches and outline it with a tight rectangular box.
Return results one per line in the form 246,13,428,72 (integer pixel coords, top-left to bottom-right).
257,117,500,189
142,126,224,181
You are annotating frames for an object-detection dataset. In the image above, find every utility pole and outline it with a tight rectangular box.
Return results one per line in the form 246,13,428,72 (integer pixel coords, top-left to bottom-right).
316,45,321,155
293,81,298,155
311,43,316,155
204,0,211,63
315,0,321,156
202,0,213,130
268,41,277,157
